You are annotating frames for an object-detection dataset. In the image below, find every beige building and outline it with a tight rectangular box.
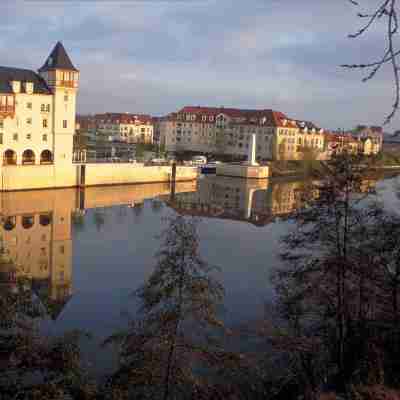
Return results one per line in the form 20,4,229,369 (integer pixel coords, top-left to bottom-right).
159,106,324,161
0,43,196,191
276,120,325,161
96,113,153,144
0,42,78,170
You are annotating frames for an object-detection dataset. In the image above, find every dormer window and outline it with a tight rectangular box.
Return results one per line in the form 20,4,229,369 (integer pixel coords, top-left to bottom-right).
11,81,21,94
25,82,34,94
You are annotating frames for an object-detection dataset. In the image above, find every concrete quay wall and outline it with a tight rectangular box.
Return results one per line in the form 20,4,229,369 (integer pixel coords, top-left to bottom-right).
0,163,198,191
216,163,270,179
83,164,198,187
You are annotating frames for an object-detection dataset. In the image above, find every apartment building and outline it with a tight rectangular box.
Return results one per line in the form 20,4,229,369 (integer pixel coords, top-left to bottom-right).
0,41,78,169
159,106,325,161
275,120,325,161
327,126,383,157
96,113,153,144
353,125,383,155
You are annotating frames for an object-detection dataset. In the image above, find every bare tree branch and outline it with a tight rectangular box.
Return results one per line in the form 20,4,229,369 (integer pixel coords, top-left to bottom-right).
343,0,400,124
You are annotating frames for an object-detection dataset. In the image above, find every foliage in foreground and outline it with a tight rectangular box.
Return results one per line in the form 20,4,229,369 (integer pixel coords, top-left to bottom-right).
265,153,400,399
0,268,95,400
103,216,248,399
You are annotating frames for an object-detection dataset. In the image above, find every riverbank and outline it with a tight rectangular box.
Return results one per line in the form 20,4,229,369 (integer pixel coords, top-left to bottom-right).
268,158,400,179
0,163,198,191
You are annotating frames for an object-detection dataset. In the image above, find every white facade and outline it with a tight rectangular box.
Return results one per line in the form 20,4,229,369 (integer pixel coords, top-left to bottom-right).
159,108,325,161
97,114,154,144
0,42,78,171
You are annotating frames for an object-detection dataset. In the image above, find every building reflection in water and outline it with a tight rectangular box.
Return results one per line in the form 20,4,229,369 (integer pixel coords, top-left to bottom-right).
166,175,377,226
0,181,197,321
0,189,75,320
0,176,377,320
165,176,310,226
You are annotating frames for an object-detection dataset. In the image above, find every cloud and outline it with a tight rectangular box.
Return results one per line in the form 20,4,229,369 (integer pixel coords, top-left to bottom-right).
1,0,398,129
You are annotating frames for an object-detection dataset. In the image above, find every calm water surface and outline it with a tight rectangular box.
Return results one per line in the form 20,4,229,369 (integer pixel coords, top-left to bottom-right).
2,174,399,375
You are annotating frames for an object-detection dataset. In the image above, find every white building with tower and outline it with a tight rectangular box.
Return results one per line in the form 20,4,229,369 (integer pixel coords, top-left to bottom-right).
0,41,79,190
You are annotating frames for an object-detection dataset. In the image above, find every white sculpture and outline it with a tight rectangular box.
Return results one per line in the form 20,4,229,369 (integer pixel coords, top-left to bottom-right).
247,134,258,166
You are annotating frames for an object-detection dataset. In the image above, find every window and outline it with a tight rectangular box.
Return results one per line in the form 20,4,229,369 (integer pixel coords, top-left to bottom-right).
43,119,48,128
41,104,45,112
3,216,16,231
13,133,18,141
22,215,34,229
39,213,52,226
22,149,35,165
0,120,3,129
26,118,32,125
63,120,67,129
64,93,68,102
46,104,50,112
26,134,31,140
42,134,47,142
27,102,32,109
40,150,52,164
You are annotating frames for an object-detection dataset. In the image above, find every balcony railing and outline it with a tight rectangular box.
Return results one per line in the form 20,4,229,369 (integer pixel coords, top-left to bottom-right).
0,106,14,113
59,80,77,88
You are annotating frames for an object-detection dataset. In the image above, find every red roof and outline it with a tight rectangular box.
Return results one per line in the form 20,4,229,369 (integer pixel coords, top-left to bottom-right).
174,106,291,127
95,113,153,125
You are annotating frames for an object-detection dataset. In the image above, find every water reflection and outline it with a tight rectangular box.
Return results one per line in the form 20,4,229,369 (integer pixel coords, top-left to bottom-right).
166,177,315,225
166,176,380,225
0,176,378,324
0,190,74,320
0,182,196,321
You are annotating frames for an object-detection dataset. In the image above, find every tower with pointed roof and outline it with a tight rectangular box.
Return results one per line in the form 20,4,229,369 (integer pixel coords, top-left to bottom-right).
39,42,79,175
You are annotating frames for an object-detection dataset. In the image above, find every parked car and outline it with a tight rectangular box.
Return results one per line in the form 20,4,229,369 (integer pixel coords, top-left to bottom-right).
150,157,167,164
191,155,207,166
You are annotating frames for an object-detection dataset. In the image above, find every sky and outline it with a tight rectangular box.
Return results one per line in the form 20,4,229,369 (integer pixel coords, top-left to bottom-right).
1,0,398,130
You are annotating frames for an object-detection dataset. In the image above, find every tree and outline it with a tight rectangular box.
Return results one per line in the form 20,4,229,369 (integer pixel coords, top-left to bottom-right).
104,216,241,399
268,153,391,397
0,256,95,399
344,0,400,123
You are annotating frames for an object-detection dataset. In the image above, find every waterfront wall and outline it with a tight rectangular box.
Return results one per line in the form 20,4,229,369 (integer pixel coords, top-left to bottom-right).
1,164,77,191
82,164,198,187
0,163,198,191
216,163,270,179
